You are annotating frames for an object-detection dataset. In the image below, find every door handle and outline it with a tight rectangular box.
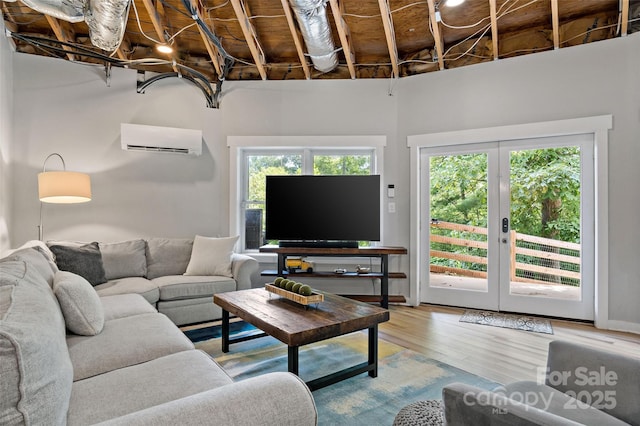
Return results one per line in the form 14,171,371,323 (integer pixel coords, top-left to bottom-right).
502,217,509,233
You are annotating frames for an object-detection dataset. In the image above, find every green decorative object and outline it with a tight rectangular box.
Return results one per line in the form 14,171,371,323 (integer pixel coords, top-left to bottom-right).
299,285,312,296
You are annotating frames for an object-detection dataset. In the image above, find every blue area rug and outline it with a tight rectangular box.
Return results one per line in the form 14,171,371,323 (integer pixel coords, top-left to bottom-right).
189,324,499,425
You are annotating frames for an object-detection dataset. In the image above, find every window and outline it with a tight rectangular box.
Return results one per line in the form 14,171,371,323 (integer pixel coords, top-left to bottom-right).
229,136,386,253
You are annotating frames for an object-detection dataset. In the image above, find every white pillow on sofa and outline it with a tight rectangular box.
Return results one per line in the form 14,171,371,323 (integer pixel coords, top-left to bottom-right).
184,235,239,278
53,271,105,336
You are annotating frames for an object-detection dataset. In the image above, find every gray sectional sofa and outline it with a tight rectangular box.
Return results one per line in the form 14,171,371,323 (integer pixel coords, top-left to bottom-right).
443,340,639,425
0,245,317,425
43,236,259,325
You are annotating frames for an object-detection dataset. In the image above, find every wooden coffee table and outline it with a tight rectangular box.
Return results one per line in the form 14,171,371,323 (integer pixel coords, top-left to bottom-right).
213,288,390,391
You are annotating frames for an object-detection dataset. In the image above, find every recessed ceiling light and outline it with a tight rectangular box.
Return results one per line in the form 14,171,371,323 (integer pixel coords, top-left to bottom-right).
446,0,465,6
157,44,173,54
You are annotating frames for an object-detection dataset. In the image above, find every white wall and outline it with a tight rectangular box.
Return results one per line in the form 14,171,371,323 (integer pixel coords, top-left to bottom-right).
7,32,640,329
11,56,227,243
397,33,640,329
10,56,398,247
0,21,13,254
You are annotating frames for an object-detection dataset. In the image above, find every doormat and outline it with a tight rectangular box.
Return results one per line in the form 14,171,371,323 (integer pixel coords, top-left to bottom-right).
459,310,553,334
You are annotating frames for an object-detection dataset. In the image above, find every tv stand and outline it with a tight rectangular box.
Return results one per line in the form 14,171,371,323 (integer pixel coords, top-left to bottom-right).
278,240,358,249
259,245,407,309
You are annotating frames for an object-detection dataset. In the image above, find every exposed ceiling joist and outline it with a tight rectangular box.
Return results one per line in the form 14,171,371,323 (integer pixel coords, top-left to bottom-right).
3,0,625,83
377,0,399,78
1,2,17,31
621,0,630,36
139,0,179,72
230,0,268,80
190,0,223,77
115,38,132,61
45,16,76,61
426,0,444,70
328,0,356,79
551,0,560,49
489,0,499,59
280,0,311,80
140,0,167,42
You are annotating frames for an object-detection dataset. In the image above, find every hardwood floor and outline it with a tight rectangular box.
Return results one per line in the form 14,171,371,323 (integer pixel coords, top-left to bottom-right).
380,304,640,385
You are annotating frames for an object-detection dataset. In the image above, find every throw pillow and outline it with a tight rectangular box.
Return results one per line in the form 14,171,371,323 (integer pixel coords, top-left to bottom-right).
99,239,148,280
49,242,107,286
53,271,105,336
184,235,239,277
145,238,194,279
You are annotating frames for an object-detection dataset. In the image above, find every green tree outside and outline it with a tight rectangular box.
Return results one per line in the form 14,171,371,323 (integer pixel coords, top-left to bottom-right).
429,147,581,283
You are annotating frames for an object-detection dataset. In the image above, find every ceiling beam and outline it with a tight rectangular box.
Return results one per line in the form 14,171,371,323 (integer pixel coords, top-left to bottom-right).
230,0,268,80
2,2,18,31
489,0,498,59
139,0,179,72
2,5,18,51
140,0,167,43
621,0,630,36
550,0,560,49
280,0,311,80
377,0,399,77
190,0,223,77
44,16,76,61
115,38,132,60
328,0,356,79
426,0,444,70
2,19,18,34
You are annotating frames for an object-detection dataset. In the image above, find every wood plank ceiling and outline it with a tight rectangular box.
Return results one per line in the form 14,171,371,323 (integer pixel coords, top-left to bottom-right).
3,0,639,85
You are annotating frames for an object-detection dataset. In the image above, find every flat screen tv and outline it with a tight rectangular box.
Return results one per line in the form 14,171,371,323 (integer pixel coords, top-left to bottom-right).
265,175,380,247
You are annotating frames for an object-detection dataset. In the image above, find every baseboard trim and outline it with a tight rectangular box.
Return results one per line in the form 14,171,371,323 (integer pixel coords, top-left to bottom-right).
607,320,640,335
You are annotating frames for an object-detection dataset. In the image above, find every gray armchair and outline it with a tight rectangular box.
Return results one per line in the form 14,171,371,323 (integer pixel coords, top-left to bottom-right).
442,340,639,425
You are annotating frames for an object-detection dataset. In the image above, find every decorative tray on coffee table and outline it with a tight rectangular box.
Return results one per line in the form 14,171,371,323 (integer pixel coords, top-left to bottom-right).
265,283,324,305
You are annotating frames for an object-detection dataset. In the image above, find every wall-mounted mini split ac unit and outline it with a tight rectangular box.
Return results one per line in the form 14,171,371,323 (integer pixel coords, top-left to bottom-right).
121,123,203,156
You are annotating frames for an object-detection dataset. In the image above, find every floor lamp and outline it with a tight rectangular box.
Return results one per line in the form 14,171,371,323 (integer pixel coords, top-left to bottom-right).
38,153,92,241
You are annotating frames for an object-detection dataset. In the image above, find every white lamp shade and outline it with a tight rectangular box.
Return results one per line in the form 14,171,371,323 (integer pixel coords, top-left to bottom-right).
38,171,92,203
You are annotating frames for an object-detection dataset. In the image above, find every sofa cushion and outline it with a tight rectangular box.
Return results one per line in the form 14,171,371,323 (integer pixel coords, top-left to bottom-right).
94,277,160,304
66,312,194,381
49,242,107,286
99,239,148,280
97,372,318,426
503,381,629,426
153,275,236,301
6,240,58,271
100,294,157,321
68,350,233,425
145,238,193,279
157,297,225,326
54,271,105,336
1,246,57,286
184,235,239,278
0,260,73,426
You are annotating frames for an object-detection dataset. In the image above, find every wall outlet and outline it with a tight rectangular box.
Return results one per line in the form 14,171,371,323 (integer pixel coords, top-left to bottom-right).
388,202,396,213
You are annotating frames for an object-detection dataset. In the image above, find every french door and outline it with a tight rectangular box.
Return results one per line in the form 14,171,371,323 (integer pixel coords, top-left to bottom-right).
420,134,594,320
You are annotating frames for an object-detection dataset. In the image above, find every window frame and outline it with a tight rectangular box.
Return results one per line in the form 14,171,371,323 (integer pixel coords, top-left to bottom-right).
228,136,386,255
